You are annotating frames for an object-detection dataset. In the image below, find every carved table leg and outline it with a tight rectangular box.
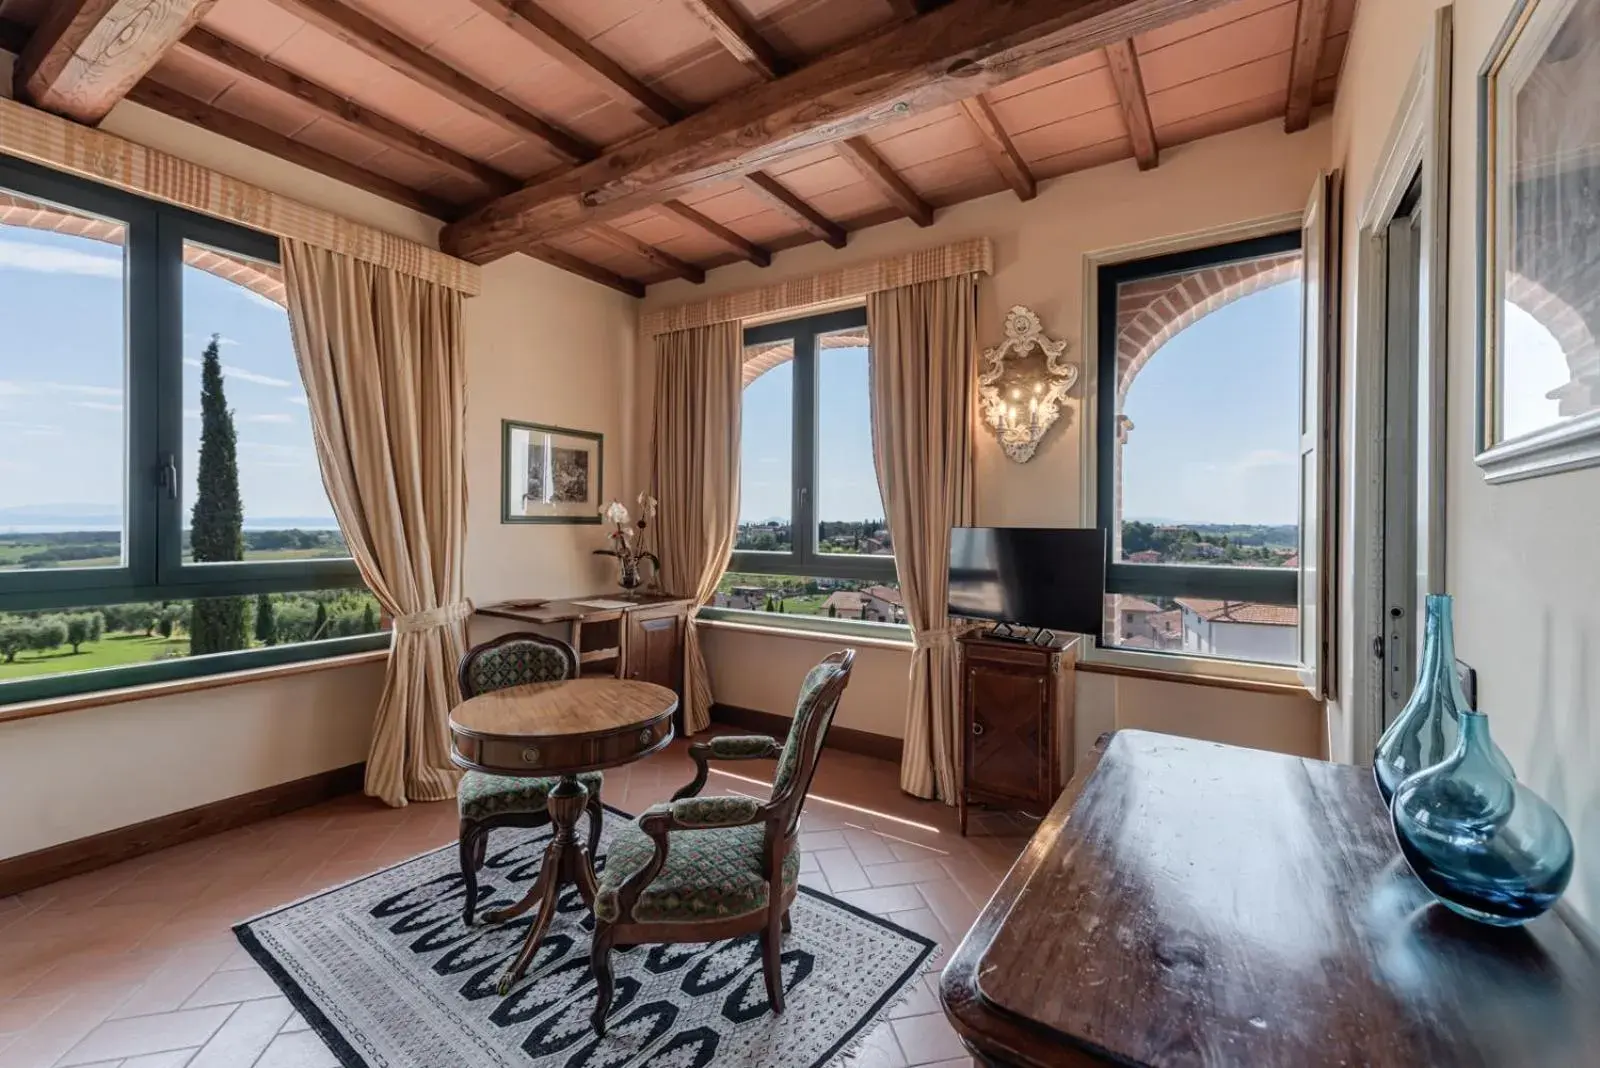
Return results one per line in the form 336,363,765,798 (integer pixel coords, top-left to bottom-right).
493,775,599,996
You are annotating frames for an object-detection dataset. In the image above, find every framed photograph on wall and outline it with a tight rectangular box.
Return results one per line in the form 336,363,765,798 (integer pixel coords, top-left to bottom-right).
502,420,603,524
1478,0,1600,482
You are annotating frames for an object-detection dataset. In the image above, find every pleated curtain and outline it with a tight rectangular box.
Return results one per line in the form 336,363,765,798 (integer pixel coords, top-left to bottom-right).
651,322,743,734
281,238,470,807
867,275,977,802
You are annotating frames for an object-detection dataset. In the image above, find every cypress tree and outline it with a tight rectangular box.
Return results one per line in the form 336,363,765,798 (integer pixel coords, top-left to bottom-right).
254,594,277,646
360,601,377,634
312,601,329,640
189,335,249,654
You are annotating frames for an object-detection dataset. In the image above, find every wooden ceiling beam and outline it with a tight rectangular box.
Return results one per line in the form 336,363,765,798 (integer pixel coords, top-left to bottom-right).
588,223,706,284
523,243,645,297
0,17,31,55
126,80,457,219
267,0,596,163
1285,0,1332,133
465,0,682,128
1105,40,1158,171
179,29,518,195
656,199,771,267
442,0,1225,261
958,94,1035,201
682,0,789,81
744,172,846,249
17,0,216,123
835,136,933,227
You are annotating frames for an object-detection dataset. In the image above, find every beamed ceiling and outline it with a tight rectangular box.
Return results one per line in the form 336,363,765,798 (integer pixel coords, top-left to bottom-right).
0,0,1355,296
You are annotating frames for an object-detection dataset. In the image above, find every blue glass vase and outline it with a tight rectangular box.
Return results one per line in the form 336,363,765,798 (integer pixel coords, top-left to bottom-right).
1391,709,1574,926
1373,594,1512,803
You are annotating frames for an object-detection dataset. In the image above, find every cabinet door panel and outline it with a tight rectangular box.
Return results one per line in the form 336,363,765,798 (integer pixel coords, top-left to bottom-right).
626,607,684,696
965,660,1048,801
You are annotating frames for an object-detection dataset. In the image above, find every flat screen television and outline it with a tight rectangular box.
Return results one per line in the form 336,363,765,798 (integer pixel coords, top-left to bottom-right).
947,527,1106,635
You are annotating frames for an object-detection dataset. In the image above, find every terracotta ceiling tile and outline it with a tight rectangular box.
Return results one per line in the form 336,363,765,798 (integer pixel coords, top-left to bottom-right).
337,0,476,49
562,232,655,277
1136,0,1289,54
868,114,981,170
148,50,238,107
417,171,485,205
594,1,726,80
424,13,552,93
731,209,804,245
1010,105,1128,165
614,212,685,245
808,180,892,223
989,51,1105,103
1146,51,1292,127
202,0,306,56
1030,137,1135,182
768,156,862,198
894,146,994,198
210,78,318,138
1156,90,1283,149
483,142,569,183
411,109,524,164
1137,2,1296,95
290,116,388,168
493,59,622,129
677,179,750,209
651,232,726,263
651,48,757,109
920,168,1008,210
265,25,392,99
760,0,894,58
862,102,970,145
991,67,1120,136
766,143,845,177
534,0,652,40
353,144,457,187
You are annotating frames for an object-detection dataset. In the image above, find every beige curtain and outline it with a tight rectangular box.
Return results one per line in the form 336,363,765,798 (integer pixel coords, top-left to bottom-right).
281,238,470,808
652,322,743,734
867,276,977,802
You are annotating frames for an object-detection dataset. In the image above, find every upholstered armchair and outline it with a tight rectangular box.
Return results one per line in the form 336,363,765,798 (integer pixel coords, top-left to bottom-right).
456,632,603,924
589,649,856,1035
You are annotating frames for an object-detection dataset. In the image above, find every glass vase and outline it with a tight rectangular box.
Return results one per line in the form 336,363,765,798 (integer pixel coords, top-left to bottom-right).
1391,709,1574,926
1373,594,1512,803
617,556,641,592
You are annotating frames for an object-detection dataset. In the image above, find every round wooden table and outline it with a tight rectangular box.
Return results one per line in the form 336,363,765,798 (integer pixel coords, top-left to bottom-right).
449,677,678,995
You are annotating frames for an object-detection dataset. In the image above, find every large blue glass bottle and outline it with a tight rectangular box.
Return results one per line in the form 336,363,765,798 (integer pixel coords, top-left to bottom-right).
1391,709,1574,926
1372,594,1512,803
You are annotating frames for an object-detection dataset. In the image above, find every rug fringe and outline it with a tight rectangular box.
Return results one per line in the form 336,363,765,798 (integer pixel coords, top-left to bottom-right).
823,963,936,1067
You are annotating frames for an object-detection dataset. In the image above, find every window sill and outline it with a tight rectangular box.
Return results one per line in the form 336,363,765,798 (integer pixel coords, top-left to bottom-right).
0,648,390,725
697,612,912,651
1077,644,1306,696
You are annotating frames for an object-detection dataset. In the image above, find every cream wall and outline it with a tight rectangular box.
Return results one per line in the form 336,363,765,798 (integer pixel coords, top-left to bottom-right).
1330,0,1600,928
634,118,1330,760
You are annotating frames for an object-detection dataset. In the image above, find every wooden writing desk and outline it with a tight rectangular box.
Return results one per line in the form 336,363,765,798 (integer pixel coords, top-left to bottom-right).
475,594,691,701
941,730,1600,1067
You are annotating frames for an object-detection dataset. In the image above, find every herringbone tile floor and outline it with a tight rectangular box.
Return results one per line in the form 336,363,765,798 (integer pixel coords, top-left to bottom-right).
0,732,1035,1068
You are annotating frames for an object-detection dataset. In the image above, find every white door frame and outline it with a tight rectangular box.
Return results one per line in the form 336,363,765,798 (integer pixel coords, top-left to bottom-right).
1349,5,1453,761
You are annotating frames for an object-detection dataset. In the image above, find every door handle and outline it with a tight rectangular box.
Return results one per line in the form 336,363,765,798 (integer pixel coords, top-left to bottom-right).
156,454,178,500
971,721,985,737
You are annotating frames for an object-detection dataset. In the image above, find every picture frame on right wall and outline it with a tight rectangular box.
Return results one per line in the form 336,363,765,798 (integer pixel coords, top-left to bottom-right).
1477,0,1600,483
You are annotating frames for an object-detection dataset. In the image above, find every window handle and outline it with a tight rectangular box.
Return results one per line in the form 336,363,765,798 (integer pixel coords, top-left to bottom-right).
157,453,178,500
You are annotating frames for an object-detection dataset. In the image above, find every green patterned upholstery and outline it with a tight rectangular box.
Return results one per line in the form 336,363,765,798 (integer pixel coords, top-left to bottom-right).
458,771,603,820
707,734,780,759
594,816,800,923
463,638,572,696
669,795,761,827
772,661,847,796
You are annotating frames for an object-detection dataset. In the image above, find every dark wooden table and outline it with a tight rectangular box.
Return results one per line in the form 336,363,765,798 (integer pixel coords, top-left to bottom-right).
449,677,677,995
940,730,1600,1067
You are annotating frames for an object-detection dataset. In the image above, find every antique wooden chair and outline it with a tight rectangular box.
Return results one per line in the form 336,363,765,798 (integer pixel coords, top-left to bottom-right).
588,649,856,1035
456,632,603,925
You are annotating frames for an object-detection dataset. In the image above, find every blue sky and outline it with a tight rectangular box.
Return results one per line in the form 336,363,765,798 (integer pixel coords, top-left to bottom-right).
0,225,335,526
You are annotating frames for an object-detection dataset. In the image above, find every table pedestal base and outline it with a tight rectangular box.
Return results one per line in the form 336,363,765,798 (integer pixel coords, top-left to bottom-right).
484,775,598,996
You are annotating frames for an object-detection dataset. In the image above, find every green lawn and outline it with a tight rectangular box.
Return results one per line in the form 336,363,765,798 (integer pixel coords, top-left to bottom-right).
780,595,828,615
0,632,190,680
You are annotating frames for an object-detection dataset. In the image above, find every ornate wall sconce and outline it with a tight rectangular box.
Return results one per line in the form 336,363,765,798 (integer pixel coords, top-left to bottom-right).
978,305,1077,463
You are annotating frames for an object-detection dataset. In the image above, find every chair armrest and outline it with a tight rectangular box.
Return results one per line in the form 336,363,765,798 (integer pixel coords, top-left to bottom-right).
672,735,781,801
642,796,764,832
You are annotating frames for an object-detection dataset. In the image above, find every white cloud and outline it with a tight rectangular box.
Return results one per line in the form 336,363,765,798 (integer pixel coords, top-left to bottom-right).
182,357,296,389
71,401,122,412
0,381,122,398
240,441,312,457
0,421,62,436
0,238,122,278
288,396,309,408
240,413,293,425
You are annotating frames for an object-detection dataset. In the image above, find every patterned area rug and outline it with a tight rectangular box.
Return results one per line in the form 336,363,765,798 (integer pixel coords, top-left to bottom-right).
236,808,934,1068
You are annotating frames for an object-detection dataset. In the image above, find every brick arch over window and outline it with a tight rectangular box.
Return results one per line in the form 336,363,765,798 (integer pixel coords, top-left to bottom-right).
1115,252,1302,397
0,194,288,308
1505,271,1600,417
740,325,868,386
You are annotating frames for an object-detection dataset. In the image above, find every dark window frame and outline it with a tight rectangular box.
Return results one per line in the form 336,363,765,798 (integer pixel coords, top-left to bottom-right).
0,155,378,705
1094,230,1303,636
730,306,894,583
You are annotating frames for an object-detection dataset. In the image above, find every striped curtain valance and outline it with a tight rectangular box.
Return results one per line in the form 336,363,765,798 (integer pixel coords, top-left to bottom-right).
641,237,992,337
0,95,480,296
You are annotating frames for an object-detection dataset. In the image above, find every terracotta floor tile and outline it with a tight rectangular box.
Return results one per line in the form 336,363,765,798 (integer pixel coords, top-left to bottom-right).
833,884,927,915
891,1011,969,1065
843,1020,908,1067
864,859,950,889
817,848,872,893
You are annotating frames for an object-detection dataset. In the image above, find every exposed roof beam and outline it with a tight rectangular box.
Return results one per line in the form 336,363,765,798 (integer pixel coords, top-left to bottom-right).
1285,0,1332,133
959,95,1035,201
0,17,31,54
835,136,932,227
588,223,706,284
127,80,456,219
524,243,645,297
465,0,683,128
267,0,596,163
1105,39,1158,170
17,0,216,123
179,29,518,195
744,172,846,249
656,199,771,267
681,0,789,81
442,0,1223,261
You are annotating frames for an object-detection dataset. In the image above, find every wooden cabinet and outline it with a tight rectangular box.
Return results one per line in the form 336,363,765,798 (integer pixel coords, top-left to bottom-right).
958,634,1076,835
622,602,685,696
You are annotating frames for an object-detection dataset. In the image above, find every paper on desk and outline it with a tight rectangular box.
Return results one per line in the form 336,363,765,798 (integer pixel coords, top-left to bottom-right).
571,598,635,610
